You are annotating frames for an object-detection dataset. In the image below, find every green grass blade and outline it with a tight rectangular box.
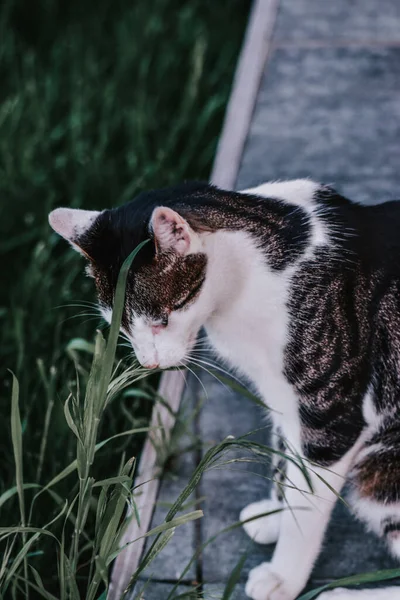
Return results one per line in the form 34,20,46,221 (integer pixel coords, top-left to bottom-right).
166,509,284,600
94,555,109,590
30,425,153,514
0,535,18,584
63,555,80,600
4,534,40,591
36,362,56,483
9,373,24,526
29,567,59,600
204,370,266,409
67,338,96,356
9,372,28,599
77,330,107,492
64,394,82,442
298,569,400,600
0,484,40,510
107,510,203,564
87,460,135,600
100,239,149,405
0,527,59,538
6,573,59,600
123,529,176,595
92,476,132,488
222,552,248,600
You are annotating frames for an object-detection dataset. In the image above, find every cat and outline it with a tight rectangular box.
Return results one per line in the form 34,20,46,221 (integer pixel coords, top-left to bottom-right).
49,179,400,600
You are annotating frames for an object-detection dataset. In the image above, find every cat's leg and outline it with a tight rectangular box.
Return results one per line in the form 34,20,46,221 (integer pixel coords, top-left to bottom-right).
323,422,400,600
349,427,400,560
240,494,283,545
240,428,286,544
245,448,354,600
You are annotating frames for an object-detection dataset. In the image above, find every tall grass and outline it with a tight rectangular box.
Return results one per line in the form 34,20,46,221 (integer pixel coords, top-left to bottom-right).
1,243,204,599
0,0,249,595
0,0,249,481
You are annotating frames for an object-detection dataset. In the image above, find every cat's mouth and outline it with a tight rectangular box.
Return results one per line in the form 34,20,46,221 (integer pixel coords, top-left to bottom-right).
134,331,199,371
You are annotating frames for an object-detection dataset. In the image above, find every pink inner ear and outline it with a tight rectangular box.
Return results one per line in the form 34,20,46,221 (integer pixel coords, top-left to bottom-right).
152,207,191,254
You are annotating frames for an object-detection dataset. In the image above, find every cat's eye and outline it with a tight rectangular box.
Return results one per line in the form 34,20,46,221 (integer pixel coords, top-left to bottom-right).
153,315,168,327
173,278,205,311
151,314,168,334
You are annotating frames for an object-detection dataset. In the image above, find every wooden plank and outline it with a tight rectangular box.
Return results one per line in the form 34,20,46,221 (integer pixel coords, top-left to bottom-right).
109,1,280,596
210,0,280,190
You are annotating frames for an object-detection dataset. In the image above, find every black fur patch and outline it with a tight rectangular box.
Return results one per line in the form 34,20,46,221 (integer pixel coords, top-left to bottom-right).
285,190,400,466
73,181,311,324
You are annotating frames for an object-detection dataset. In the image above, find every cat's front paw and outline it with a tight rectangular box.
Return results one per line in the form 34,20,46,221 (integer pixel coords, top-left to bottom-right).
240,498,282,544
245,563,294,600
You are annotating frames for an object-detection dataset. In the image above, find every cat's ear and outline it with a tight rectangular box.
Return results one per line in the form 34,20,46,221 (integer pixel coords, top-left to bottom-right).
150,206,199,255
48,208,100,257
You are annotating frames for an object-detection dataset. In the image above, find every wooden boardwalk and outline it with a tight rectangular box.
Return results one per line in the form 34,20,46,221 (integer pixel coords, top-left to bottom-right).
128,0,400,597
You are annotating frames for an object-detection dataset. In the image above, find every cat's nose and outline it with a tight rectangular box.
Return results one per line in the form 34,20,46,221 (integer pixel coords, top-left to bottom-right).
152,324,165,335
143,362,159,370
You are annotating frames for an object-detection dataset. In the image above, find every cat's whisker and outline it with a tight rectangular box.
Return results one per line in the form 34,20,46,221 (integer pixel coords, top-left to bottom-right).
192,343,214,351
62,316,103,328
187,358,234,396
120,331,132,344
189,351,218,361
190,347,216,355
60,313,101,325
189,356,245,387
64,312,101,320
177,362,191,393
193,334,210,342
181,360,209,400
191,339,213,348
54,301,100,311
194,335,210,344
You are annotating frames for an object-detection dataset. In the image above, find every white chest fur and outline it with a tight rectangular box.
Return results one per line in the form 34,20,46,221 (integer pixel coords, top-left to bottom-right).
203,229,301,447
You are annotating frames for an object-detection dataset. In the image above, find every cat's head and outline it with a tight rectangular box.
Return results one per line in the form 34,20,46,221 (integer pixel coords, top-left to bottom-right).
48,183,218,369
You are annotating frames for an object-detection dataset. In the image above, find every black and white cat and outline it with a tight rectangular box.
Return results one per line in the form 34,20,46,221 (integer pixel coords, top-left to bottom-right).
49,180,400,600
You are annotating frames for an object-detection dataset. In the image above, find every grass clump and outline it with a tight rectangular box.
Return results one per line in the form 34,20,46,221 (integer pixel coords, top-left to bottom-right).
2,243,203,599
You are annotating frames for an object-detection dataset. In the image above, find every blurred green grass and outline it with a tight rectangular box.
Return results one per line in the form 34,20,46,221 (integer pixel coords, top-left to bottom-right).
0,0,248,592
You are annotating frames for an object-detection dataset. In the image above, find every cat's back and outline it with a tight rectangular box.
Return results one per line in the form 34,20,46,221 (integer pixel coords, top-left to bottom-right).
317,190,400,275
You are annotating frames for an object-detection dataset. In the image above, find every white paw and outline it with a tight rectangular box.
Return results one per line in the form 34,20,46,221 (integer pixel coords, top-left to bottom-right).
240,499,282,544
245,563,293,600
